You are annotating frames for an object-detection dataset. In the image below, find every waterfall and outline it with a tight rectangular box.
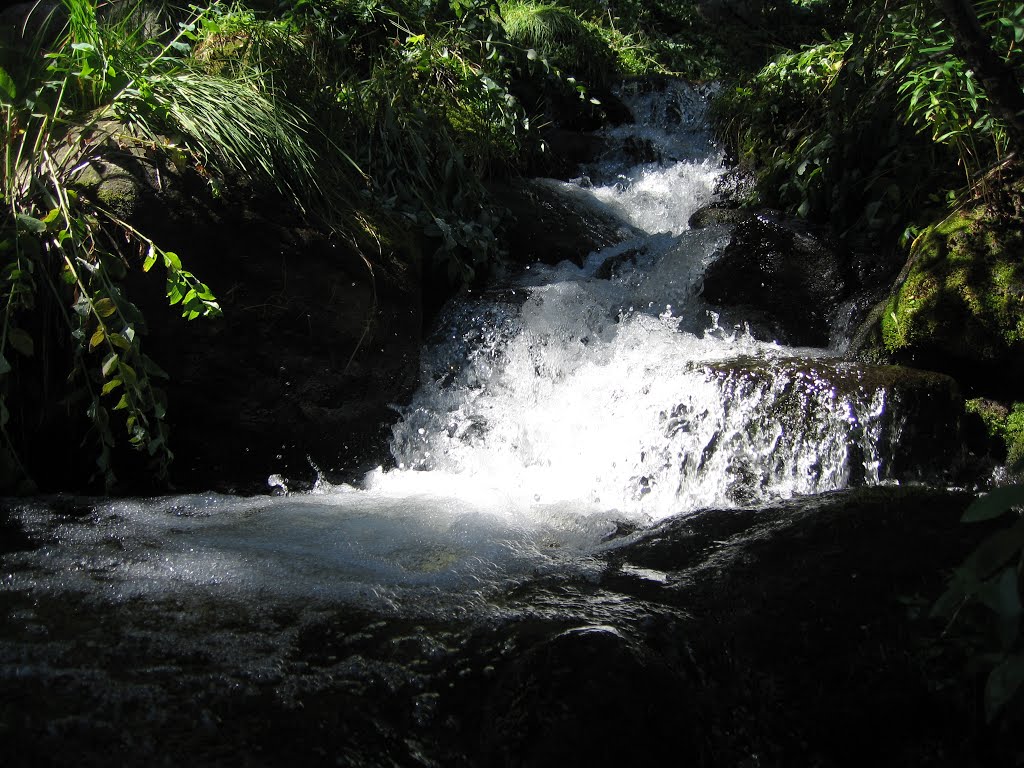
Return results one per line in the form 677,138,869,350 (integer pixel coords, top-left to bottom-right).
383,80,903,522
1,80,958,603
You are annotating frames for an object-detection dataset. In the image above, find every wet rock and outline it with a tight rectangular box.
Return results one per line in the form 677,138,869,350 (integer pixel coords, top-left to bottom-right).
698,357,968,484
607,485,1010,766
700,211,850,346
489,179,642,268
480,625,698,767
0,486,1017,766
688,202,751,229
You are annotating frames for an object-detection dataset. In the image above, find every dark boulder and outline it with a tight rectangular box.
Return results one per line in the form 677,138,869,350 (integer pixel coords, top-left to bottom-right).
688,202,751,229
489,179,642,268
480,625,698,767
700,211,850,346
14,135,426,495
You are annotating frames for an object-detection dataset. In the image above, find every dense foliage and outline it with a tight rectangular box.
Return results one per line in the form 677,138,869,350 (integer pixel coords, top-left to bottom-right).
0,0,669,489
713,0,1024,251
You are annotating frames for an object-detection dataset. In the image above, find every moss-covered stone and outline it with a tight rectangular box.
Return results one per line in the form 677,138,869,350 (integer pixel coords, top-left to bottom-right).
964,397,1024,473
881,205,1024,361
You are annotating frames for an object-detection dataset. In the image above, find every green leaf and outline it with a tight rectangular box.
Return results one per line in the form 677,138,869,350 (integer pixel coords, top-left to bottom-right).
107,333,131,351
94,298,117,318
101,378,122,396
976,565,1023,619
142,246,158,272
0,66,15,101
167,282,183,305
89,327,105,350
8,328,33,357
164,251,182,270
961,516,1024,581
985,654,1024,722
113,394,130,411
118,362,137,386
0,353,10,375
963,485,1024,522
142,356,169,379
102,353,119,378
15,214,46,234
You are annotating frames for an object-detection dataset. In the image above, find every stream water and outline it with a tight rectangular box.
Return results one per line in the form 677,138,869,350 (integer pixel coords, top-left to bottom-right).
0,81,957,610
0,80,979,767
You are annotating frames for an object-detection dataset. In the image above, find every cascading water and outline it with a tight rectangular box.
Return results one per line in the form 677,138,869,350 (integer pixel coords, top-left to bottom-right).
0,81,947,605
384,80,896,522
0,80,987,768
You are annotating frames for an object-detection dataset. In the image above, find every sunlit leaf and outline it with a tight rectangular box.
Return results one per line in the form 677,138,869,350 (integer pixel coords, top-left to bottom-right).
102,353,118,378
164,251,182,270
0,66,15,101
94,298,117,318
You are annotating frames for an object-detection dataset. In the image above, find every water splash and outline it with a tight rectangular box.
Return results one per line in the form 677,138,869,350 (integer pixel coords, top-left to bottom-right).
0,81,949,605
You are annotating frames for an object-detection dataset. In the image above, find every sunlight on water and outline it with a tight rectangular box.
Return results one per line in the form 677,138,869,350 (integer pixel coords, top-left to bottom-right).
0,81,914,606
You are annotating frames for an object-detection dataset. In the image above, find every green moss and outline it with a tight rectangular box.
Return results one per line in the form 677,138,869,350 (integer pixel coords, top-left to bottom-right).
881,205,1024,359
964,398,1024,472
1006,403,1024,471
965,397,1009,441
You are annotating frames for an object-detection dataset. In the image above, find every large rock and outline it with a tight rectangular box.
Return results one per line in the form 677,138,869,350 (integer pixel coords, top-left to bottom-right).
698,357,969,486
1,486,1015,765
488,178,642,268
870,204,1024,399
700,211,850,346
12,134,426,494
480,625,698,767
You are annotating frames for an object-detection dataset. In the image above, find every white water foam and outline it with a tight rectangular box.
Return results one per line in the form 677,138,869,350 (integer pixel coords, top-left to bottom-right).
0,81,904,604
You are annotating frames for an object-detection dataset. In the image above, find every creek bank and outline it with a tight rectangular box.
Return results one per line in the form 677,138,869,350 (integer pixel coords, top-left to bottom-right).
0,485,1011,766
15,142,427,495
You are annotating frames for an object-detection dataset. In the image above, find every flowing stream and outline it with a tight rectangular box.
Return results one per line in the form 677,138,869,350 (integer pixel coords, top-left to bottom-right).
1,82,952,612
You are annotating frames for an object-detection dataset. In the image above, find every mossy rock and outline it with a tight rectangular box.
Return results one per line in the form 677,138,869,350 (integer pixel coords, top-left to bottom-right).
880,205,1024,395
966,398,1024,473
